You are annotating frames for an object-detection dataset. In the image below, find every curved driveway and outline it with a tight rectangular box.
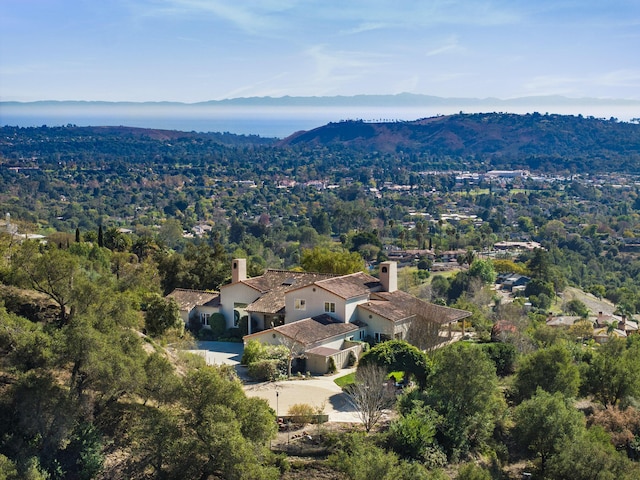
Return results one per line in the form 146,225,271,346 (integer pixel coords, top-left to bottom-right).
243,369,361,423
189,341,362,422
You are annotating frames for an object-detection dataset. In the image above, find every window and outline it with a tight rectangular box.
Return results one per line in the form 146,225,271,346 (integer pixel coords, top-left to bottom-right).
233,303,248,328
324,302,336,313
200,313,210,326
294,298,306,310
374,332,390,343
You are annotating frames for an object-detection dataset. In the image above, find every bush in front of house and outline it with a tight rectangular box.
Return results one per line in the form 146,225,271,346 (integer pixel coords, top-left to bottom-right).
347,350,357,367
248,359,280,381
242,340,266,365
243,340,289,380
209,313,226,338
328,357,337,374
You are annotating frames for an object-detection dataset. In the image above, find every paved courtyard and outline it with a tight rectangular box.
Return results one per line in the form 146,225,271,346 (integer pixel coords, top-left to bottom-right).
187,340,244,366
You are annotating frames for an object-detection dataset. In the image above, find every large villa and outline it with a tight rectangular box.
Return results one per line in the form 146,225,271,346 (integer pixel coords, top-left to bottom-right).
168,259,471,373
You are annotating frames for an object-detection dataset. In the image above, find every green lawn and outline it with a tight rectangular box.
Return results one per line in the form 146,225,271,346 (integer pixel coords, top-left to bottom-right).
333,370,404,389
334,372,355,388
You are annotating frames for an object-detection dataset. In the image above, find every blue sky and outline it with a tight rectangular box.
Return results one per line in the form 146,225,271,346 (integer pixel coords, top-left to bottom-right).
1,0,639,102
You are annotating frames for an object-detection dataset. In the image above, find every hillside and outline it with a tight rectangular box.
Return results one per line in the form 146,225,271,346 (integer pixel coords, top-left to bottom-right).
280,113,640,172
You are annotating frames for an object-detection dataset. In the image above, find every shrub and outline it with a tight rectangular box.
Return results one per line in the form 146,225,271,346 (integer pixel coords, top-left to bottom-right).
455,463,492,480
288,403,316,424
226,327,242,339
242,340,266,365
248,359,280,381
198,328,216,341
328,356,337,374
347,350,357,367
209,312,226,338
480,342,517,376
386,405,438,460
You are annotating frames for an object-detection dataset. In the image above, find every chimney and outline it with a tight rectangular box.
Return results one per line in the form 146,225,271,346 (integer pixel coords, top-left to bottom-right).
379,261,397,293
232,258,247,283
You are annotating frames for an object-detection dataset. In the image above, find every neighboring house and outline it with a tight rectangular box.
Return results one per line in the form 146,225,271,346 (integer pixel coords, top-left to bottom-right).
545,312,639,342
545,314,582,328
225,258,471,373
498,274,530,292
594,311,621,328
593,327,627,344
594,311,639,336
166,288,220,329
618,316,639,335
491,320,518,342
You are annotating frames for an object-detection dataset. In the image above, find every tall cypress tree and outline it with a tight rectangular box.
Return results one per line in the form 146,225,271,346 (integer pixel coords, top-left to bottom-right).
75,227,81,243
98,225,104,247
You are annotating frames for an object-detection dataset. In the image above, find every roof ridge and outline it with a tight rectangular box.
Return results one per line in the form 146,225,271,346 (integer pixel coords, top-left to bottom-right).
264,268,338,276
170,288,218,294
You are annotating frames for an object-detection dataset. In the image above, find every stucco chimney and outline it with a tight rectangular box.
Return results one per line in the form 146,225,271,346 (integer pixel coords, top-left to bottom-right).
379,261,397,293
232,258,247,283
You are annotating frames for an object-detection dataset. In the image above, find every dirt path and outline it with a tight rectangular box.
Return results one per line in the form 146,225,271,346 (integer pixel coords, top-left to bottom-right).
563,286,616,315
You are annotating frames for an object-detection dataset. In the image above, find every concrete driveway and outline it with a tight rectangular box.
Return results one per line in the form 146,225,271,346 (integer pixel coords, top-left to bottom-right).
187,342,363,423
188,340,244,366
243,369,363,423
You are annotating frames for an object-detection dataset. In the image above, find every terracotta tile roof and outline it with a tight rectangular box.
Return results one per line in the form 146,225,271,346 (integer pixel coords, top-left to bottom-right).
244,270,336,314
166,288,220,311
361,291,471,324
243,269,335,293
358,290,416,322
546,316,583,327
272,314,359,346
313,271,382,299
306,346,341,356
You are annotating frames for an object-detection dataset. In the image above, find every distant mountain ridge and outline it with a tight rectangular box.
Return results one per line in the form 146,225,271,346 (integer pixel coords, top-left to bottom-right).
3,93,640,107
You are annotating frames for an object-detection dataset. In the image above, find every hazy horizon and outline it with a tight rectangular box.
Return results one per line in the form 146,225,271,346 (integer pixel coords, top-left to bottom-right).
2,97,638,138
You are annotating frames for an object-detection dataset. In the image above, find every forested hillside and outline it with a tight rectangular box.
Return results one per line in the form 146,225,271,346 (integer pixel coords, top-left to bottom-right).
281,113,640,172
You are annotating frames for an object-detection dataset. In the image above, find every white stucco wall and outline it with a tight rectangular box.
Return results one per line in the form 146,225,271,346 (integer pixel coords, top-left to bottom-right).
284,285,346,323
219,283,261,329
357,308,395,339
192,305,220,327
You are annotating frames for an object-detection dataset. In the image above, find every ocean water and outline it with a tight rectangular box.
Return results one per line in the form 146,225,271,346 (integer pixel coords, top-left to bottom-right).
1,103,637,139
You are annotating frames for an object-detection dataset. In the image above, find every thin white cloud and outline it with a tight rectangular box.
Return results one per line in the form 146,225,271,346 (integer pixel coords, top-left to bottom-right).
219,72,291,99
338,22,390,36
524,69,640,96
304,45,387,93
425,36,464,57
131,0,294,33
597,69,640,88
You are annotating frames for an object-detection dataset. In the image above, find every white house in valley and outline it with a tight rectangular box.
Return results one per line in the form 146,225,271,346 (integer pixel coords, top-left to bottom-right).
168,259,471,373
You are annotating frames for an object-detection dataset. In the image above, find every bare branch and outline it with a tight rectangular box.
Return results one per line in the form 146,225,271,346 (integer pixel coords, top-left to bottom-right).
346,363,395,433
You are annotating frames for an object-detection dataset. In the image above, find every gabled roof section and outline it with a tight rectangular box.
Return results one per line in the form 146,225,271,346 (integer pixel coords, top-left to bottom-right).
242,270,336,314
268,314,359,346
312,271,382,299
166,288,220,311
361,290,471,325
357,290,416,323
243,269,336,293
